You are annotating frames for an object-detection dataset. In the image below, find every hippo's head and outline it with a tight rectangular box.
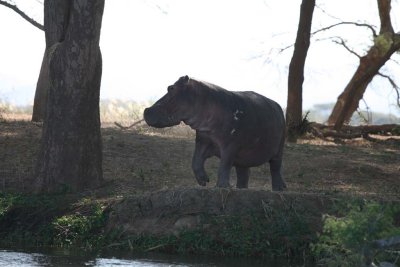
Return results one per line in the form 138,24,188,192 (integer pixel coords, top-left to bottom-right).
144,75,196,128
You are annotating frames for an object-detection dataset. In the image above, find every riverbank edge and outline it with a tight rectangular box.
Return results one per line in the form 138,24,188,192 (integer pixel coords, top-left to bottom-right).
0,188,396,261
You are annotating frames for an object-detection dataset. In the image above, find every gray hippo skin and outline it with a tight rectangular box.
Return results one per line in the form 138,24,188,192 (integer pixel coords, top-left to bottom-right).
143,76,287,191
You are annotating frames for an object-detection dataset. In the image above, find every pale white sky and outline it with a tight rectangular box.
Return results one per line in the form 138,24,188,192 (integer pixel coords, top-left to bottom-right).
0,0,399,115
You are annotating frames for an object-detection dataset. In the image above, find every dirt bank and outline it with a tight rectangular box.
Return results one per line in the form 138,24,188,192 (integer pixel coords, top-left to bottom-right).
108,188,332,235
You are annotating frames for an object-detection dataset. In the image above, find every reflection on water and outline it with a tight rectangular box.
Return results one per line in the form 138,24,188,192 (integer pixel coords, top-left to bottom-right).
0,248,301,267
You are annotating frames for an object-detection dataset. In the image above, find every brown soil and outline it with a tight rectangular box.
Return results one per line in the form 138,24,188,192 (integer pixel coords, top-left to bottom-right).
0,120,399,199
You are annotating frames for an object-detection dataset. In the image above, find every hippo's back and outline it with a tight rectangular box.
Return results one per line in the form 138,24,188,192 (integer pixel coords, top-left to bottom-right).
233,91,285,131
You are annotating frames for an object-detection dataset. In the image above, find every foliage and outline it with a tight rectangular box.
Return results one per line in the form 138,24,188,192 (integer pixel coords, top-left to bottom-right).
0,193,19,218
52,202,107,248
312,200,400,267
0,193,64,247
0,193,117,250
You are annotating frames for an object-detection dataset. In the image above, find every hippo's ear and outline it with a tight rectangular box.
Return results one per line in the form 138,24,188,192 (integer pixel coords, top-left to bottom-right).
177,75,190,86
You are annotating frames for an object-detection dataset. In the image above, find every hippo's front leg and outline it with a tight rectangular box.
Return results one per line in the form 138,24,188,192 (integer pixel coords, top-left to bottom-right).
192,134,214,186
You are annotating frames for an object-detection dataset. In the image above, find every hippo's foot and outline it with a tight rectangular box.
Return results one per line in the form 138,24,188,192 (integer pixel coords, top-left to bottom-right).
272,180,287,191
195,175,209,186
197,180,206,186
216,179,231,188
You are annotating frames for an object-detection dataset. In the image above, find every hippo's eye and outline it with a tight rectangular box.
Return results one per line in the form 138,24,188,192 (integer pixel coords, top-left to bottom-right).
168,86,174,92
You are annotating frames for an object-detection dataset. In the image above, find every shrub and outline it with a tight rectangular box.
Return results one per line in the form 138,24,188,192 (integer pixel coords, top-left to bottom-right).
312,200,400,267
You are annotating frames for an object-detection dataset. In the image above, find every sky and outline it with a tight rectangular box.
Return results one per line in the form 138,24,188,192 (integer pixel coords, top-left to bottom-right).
0,0,399,116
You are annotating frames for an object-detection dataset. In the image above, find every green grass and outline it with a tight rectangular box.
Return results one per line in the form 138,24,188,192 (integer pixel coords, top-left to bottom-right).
312,200,400,267
0,193,119,250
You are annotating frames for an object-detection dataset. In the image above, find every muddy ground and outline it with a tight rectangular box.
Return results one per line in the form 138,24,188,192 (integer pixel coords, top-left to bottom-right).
0,120,399,199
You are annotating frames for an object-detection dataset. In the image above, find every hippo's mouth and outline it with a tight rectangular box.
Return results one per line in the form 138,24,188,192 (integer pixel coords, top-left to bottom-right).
144,108,181,128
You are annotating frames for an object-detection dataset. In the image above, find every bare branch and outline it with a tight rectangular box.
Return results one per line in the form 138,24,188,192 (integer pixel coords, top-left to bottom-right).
331,37,362,58
356,98,372,124
114,119,145,130
0,0,44,31
389,57,400,66
310,122,400,139
279,22,377,55
278,43,294,54
315,4,341,21
312,22,377,38
378,72,400,107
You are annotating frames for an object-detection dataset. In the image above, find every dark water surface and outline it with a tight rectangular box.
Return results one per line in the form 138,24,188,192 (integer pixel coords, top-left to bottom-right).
0,248,303,266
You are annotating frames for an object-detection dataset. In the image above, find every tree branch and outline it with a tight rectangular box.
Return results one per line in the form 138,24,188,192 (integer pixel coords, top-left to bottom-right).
114,119,145,130
377,0,394,34
312,21,377,38
310,123,400,139
315,4,341,21
331,37,362,58
378,72,400,107
279,22,378,54
0,0,44,31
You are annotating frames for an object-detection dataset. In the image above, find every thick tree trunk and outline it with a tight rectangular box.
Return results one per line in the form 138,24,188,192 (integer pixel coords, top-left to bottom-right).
327,45,396,128
286,0,315,142
31,0,70,122
328,0,400,130
34,0,105,192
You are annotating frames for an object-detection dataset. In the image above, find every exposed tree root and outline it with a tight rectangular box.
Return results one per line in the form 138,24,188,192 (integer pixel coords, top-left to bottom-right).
309,123,400,139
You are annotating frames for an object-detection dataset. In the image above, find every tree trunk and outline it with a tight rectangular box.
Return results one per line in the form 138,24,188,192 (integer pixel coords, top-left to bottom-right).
286,0,316,142
31,0,70,122
32,50,50,122
328,0,400,130
34,0,105,192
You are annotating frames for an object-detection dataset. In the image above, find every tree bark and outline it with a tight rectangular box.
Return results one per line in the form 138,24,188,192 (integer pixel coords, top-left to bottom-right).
327,0,400,130
286,0,315,142
32,50,50,122
32,0,70,122
34,0,104,192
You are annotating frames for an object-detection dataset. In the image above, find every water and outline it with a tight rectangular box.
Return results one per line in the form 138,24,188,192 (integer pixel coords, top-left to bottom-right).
0,248,300,267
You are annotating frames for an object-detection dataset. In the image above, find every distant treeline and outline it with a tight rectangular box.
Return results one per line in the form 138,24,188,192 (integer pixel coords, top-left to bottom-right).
304,103,400,125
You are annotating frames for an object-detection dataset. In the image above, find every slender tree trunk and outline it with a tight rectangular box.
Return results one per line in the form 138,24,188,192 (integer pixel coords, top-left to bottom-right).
328,0,400,130
286,0,315,142
34,0,105,192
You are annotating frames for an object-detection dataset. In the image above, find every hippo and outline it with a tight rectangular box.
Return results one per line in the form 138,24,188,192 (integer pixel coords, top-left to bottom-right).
143,75,287,191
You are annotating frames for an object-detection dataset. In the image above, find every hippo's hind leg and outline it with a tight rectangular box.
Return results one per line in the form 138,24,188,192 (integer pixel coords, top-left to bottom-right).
269,157,286,191
216,145,238,188
269,134,286,191
235,166,250,189
192,134,215,186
